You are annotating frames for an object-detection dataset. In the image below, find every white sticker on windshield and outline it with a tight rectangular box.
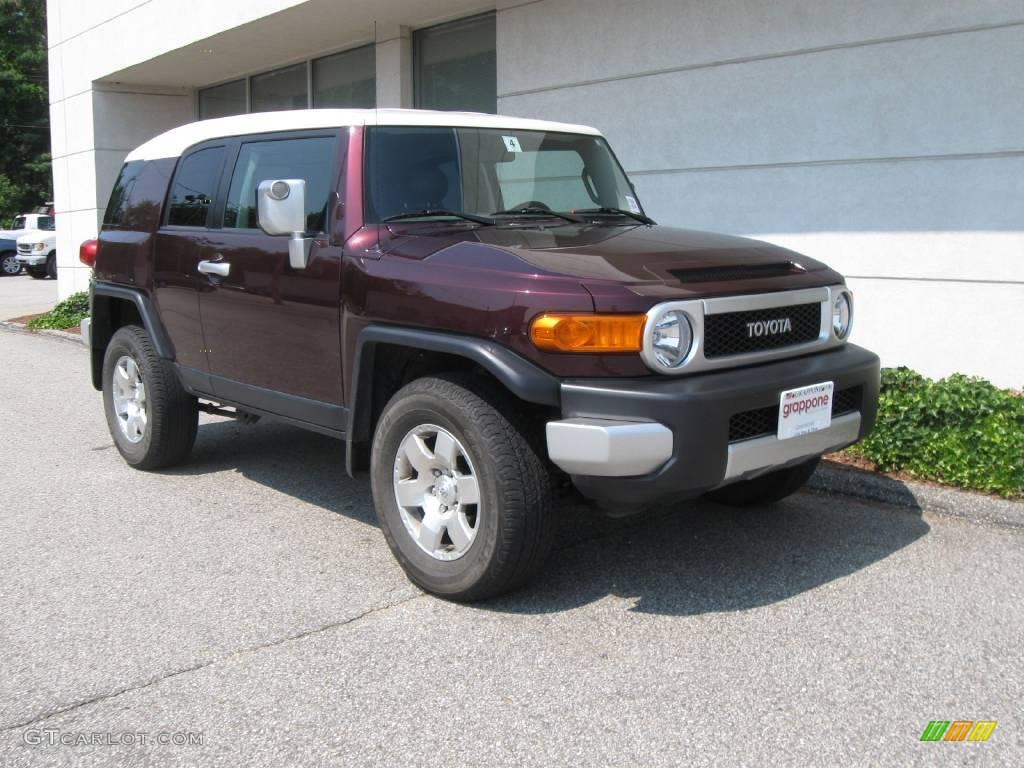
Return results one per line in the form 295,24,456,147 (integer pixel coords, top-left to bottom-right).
502,135,523,153
625,195,641,214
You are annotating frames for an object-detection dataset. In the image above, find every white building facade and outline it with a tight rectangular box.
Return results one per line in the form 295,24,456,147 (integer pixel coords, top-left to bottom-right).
47,0,1024,386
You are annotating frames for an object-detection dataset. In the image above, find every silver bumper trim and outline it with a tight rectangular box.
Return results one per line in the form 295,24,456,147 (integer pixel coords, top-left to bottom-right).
724,412,861,482
80,316,91,347
546,418,673,477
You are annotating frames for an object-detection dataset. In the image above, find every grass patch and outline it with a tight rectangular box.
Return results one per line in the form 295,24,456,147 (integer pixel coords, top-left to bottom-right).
845,367,1023,499
25,291,89,330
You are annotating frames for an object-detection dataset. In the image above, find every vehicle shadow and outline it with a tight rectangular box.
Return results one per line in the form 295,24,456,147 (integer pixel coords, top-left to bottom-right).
166,418,930,617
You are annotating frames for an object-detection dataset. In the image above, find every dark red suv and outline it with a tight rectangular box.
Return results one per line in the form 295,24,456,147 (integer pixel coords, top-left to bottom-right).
84,109,880,600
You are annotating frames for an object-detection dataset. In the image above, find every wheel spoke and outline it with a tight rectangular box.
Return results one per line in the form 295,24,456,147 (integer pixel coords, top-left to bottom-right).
447,512,474,550
417,508,445,552
396,476,430,508
432,430,458,470
456,475,479,505
403,434,436,476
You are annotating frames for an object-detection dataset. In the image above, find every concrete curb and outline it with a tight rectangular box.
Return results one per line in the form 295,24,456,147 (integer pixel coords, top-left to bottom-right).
810,461,1024,528
0,320,85,346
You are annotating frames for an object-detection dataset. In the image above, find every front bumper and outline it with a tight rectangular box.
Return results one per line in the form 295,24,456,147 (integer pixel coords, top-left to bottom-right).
16,253,47,266
545,344,880,506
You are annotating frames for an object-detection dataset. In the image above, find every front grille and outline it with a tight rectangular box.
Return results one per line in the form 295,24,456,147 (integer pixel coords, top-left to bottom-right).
727,386,863,443
17,244,31,254
669,262,803,284
703,302,821,358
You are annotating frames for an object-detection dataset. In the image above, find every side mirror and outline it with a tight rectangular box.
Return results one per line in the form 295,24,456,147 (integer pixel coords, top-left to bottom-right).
257,179,312,269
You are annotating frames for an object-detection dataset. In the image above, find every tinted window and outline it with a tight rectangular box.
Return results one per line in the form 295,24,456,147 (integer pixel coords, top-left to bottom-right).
251,63,308,112
313,46,376,108
415,14,496,114
12,216,25,229
166,146,225,227
103,161,144,226
223,136,336,232
37,216,55,231
199,80,246,120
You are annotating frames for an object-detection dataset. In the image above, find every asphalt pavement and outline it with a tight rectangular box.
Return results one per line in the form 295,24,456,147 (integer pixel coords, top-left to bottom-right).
0,272,58,320
0,327,1021,767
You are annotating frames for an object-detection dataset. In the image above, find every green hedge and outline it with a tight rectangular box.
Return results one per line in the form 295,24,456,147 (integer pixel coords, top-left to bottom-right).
26,291,89,330
847,367,1024,498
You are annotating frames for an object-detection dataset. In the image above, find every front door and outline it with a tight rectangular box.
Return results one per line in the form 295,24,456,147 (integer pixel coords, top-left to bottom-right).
198,131,346,431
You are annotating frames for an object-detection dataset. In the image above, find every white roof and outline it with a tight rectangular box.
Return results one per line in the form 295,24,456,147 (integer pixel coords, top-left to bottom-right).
125,108,603,162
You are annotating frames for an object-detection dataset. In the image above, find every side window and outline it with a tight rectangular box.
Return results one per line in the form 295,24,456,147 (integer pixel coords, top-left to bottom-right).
166,146,226,227
103,161,144,227
37,216,56,231
223,136,336,232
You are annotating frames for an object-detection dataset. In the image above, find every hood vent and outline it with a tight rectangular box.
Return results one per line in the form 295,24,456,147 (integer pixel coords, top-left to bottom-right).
669,261,804,284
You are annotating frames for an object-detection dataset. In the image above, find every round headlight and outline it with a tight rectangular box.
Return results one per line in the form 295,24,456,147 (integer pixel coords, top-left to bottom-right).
651,310,693,368
833,292,852,339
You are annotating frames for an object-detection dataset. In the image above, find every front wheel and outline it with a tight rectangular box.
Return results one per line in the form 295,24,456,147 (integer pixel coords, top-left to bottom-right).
27,266,47,279
1,252,20,276
370,375,556,601
45,253,57,279
102,325,198,469
704,457,820,507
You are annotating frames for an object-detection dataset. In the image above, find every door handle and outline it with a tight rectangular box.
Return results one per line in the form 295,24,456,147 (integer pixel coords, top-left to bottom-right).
198,259,230,278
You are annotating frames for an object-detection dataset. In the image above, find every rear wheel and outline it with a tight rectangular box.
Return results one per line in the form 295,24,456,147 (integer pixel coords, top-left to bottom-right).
102,325,198,469
705,457,820,507
1,252,19,276
370,375,556,601
45,252,57,279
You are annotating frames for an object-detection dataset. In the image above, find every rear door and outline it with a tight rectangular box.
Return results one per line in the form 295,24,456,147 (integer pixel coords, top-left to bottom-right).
153,141,228,373
197,130,346,430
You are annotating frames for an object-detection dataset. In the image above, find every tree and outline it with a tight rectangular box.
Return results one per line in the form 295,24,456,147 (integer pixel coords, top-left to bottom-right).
0,0,50,224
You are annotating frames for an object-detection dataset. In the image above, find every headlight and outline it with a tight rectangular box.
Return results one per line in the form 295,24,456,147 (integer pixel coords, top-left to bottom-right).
650,310,693,368
832,291,853,339
33,242,46,252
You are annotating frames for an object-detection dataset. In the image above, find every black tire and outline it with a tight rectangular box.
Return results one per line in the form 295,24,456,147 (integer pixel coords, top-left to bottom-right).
27,266,47,279
102,325,198,470
0,252,20,276
370,374,556,601
705,457,820,507
45,252,56,279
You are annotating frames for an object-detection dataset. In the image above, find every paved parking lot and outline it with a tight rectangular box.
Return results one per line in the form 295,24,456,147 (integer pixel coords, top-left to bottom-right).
0,327,1021,767
0,272,58,320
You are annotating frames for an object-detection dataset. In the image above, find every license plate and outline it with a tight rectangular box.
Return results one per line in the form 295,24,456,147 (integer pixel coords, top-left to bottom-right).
778,381,834,440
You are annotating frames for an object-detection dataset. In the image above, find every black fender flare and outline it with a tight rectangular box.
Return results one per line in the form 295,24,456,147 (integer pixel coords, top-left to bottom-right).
89,282,175,389
345,325,561,472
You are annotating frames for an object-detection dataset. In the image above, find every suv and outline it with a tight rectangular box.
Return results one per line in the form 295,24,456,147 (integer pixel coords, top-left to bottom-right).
85,109,880,600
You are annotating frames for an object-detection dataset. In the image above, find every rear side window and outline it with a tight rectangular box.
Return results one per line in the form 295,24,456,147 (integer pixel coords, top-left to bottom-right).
166,146,226,227
103,161,144,227
223,136,336,232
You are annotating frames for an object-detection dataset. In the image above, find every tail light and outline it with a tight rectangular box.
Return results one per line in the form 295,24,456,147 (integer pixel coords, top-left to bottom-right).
79,239,98,267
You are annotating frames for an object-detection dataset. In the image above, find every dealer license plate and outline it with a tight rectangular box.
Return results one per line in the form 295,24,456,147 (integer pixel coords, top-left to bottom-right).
777,381,834,440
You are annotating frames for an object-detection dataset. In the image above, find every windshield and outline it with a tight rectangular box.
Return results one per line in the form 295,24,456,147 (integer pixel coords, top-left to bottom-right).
364,126,642,223
12,216,25,229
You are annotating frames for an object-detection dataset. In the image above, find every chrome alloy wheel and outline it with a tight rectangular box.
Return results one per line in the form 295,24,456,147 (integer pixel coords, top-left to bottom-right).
393,424,481,561
112,355,148,443
2,254,21,275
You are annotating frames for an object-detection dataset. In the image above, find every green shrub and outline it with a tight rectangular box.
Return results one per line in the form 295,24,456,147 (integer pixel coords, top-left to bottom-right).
26,291,90,330
847,367,1024,498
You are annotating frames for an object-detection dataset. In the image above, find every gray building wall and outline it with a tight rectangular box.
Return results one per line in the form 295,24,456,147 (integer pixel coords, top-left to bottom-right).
498,0,1024,386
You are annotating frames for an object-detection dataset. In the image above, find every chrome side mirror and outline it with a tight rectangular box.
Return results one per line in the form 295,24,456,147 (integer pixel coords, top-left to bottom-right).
257,179,312,269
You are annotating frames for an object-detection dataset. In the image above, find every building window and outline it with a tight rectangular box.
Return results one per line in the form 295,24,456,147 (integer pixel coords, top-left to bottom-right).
198,79,246,119
250,62,308,112
313,45,376,108
414,13,496,114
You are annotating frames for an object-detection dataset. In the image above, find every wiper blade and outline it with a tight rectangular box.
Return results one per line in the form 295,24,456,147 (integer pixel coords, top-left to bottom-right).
491,206,584,224
573,207,655,225
383,209,495,225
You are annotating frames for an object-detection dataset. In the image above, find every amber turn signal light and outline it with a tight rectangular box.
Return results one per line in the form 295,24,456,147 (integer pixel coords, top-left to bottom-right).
530,313,646,353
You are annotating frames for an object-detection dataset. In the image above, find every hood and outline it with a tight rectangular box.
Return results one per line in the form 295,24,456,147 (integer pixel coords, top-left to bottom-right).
383,223,842,304
16,231,56,246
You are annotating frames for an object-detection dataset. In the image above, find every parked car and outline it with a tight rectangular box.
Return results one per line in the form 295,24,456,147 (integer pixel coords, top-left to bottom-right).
16,229,57,279
0,236,20,276
83,109,880,600
0,210,55,240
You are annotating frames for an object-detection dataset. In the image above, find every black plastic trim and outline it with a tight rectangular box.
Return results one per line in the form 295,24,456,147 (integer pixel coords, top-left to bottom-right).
177,365,348,438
